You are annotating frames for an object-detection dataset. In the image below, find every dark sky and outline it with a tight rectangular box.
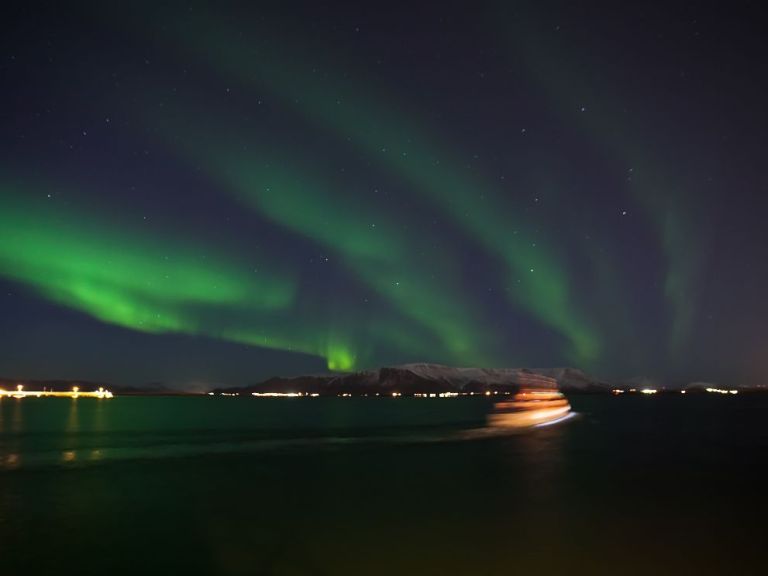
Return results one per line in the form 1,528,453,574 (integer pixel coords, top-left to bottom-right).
1,1,767,388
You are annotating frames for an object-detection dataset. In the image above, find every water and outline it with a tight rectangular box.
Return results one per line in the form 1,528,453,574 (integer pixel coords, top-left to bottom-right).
1,395,766,575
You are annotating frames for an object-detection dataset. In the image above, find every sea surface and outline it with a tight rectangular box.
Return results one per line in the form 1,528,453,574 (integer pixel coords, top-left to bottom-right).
1,395,766,575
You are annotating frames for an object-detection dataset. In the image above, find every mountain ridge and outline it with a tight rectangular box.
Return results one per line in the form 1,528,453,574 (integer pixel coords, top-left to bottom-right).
213,363,612,395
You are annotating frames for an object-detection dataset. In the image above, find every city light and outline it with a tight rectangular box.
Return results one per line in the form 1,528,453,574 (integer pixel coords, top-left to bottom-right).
0,385,113,399
250,392,319,397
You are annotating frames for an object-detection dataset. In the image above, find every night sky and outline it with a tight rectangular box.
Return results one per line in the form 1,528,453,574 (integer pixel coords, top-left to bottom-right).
2,1,767,388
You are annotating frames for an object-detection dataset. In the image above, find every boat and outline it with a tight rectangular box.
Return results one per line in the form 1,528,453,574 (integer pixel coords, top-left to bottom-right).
487,372,572,428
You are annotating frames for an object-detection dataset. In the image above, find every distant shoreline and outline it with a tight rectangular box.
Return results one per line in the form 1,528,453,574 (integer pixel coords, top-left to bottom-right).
3,362,761,397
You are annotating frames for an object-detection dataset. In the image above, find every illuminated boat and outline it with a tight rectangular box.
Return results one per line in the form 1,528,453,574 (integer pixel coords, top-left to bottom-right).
487,372,572,428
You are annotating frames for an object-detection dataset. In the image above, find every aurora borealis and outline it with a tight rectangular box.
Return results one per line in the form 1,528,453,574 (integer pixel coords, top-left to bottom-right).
2,1,768,387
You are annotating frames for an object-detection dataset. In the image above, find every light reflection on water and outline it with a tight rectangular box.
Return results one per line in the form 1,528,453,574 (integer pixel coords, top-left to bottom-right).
65,397,79,434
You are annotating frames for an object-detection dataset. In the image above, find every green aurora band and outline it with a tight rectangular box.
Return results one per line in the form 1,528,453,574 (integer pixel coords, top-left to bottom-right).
503,10,702,358
0,181,367,368
151,112,500,367
162,11,601,365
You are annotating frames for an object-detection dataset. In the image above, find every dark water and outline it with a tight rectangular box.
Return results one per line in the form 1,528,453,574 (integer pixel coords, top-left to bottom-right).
1,395,766,575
